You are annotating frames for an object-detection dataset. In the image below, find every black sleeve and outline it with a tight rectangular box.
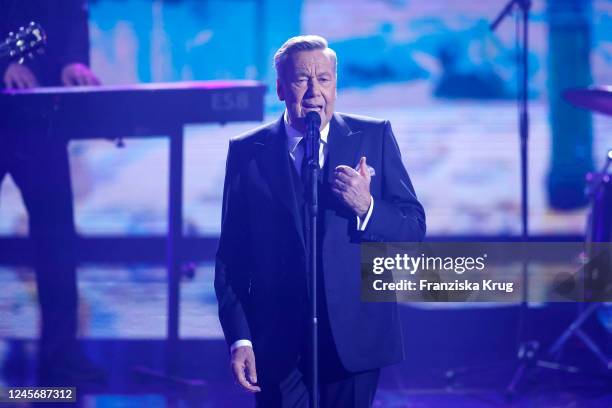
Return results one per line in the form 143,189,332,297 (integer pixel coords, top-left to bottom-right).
360,121,427,242
0,0,27,83
215,139,253,349
53,0,90,68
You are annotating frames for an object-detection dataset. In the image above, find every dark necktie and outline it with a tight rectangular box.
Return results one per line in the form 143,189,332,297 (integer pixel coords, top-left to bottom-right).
300,138,310,186
300,137,323,186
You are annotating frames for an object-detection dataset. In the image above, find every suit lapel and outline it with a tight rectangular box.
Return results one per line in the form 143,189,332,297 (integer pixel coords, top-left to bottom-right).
326,113,363,185
323,113,364,246
257,116,305,250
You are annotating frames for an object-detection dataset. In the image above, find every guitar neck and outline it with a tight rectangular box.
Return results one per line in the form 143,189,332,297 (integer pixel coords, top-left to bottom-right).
0,22,46,63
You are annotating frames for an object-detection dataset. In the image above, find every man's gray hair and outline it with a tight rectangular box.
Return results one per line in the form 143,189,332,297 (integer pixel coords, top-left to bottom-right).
273,35,337,76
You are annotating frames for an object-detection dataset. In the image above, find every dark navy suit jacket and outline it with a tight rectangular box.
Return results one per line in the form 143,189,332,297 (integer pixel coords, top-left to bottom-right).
215,112,426,384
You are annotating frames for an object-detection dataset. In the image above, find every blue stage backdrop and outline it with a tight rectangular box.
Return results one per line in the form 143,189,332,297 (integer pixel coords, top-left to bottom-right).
1,0,612,340
0,0,611,237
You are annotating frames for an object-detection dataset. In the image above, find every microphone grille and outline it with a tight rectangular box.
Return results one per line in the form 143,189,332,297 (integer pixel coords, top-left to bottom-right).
305,111,321,127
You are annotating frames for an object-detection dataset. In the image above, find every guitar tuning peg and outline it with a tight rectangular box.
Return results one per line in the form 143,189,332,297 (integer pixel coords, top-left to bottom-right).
17,57,25,64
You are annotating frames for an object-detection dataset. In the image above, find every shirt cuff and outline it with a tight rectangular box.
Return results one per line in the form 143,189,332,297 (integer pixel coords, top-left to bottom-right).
230,339,253,353
356,196,374,231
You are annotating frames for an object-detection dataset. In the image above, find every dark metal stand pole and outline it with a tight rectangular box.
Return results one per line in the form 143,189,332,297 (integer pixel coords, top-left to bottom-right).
491,0,534,397
167,125,183,369
305,124,321,408
133,125,204,387
541,152,612,372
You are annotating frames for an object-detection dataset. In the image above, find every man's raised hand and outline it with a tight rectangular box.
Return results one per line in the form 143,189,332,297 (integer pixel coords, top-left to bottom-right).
332,156,372,217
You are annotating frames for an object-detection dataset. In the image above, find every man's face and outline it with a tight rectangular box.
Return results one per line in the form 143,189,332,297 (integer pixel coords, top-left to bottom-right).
277,49,337,133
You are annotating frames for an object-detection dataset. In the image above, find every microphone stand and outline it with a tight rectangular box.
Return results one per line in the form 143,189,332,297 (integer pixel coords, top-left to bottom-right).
304,113,321,408
491,0,534,397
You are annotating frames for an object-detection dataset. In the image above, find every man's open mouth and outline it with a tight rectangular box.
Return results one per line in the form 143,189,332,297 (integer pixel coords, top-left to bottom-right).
302,104,323,113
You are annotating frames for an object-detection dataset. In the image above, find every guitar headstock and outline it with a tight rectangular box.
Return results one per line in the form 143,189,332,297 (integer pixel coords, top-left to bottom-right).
1,22,47,63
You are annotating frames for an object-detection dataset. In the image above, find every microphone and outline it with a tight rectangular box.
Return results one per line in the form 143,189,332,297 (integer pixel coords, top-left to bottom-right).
303,111,321,180
305,111,321,139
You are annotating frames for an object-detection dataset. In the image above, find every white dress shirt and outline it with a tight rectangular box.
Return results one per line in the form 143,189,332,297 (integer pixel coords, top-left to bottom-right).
230,112,374,352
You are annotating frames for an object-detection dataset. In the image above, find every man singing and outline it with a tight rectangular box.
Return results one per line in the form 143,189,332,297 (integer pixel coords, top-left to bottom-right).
215,35,425,407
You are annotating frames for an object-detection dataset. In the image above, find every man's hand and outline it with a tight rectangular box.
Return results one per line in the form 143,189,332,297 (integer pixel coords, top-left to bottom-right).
3,63,39,89
231,346,261,393
61,63,101,86
332,156,372,218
